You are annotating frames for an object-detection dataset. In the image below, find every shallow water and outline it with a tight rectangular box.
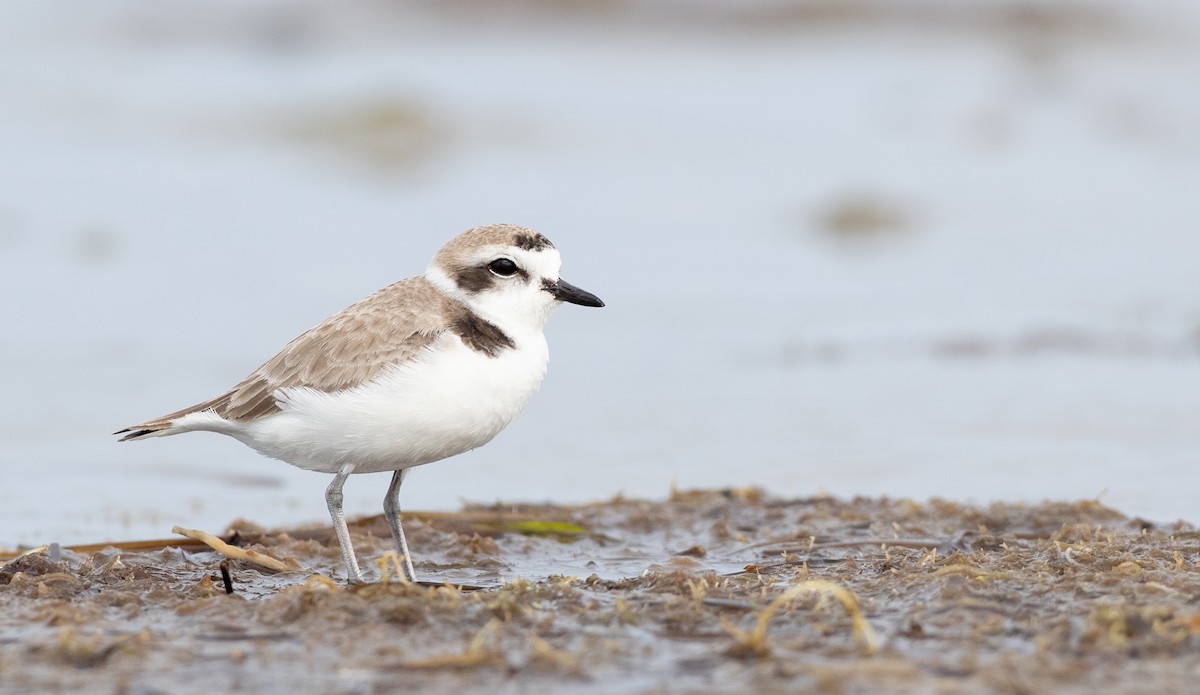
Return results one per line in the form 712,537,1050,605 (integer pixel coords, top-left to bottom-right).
2,0,1199,548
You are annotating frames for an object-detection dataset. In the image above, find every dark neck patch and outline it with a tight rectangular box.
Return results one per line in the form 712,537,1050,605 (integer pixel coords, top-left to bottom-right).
449,306,515,357
514,232,554,252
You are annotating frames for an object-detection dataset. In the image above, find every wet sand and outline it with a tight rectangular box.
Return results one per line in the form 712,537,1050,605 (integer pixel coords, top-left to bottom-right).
2,490,1199,694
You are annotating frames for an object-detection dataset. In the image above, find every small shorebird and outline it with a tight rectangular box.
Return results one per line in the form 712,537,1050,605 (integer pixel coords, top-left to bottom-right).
116,224,604,583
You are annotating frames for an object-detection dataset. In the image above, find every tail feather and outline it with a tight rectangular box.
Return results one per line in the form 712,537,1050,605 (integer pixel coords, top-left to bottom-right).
115,392,234,442
113,424,174,441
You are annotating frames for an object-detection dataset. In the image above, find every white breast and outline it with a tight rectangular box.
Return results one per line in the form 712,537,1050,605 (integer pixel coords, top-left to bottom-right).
236,332,550,474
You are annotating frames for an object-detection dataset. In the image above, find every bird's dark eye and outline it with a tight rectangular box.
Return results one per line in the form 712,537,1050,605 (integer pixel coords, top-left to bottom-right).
488,258,519,277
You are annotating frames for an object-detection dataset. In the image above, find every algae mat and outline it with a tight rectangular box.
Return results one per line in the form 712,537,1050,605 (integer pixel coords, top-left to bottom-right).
2,490,1199,694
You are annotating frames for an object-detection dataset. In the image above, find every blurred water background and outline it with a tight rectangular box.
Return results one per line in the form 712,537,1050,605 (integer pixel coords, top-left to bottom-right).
2,0,1198,547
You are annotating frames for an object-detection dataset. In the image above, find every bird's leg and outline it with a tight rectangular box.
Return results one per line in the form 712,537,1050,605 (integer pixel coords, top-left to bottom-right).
326,465,364,584
383,468,417,583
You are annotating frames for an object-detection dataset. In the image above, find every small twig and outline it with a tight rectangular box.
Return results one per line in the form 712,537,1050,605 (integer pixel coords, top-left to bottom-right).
172,526,296,573
219,560,235,594
12,545,50,562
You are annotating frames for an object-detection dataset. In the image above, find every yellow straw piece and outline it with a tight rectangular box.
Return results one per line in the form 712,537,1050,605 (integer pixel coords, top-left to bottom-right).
724,579,878,657
374,551,412,585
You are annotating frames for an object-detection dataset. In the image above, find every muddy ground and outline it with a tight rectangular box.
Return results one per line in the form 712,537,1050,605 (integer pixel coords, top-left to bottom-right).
2,490,1199,694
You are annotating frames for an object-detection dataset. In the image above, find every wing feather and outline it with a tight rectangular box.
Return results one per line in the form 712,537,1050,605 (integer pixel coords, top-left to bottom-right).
116,277,449,438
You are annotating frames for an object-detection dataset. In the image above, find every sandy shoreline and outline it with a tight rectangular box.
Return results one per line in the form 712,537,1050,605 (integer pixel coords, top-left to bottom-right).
3,490,1198,694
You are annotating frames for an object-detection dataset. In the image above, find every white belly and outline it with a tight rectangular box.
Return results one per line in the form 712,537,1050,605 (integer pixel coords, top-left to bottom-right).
236,333,549,474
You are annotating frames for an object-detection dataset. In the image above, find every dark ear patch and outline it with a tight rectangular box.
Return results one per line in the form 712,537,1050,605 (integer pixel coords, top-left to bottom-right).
514,233,554,252
455,263,530,293
454,265,495,294
449,308,516,357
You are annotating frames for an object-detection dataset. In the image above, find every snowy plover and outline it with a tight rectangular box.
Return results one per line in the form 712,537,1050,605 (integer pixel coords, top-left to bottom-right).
116,224,604,583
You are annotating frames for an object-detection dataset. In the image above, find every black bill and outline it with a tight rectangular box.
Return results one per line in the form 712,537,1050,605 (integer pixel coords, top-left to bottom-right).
545,278,605,307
